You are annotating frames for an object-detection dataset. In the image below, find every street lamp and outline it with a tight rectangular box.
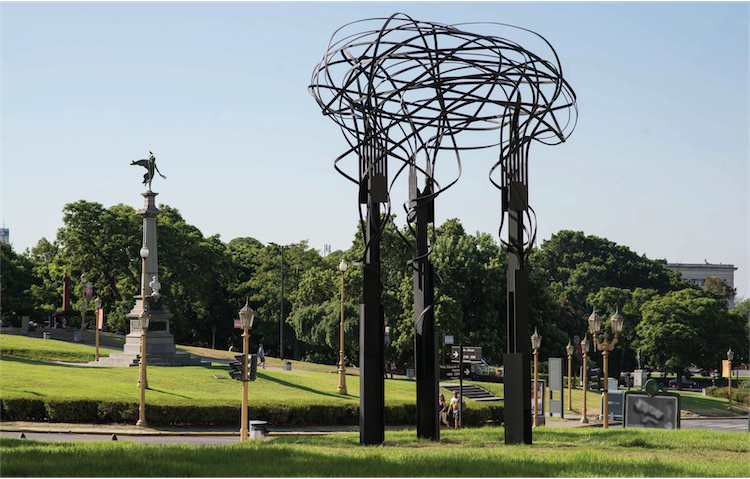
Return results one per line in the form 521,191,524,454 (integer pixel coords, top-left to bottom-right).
337,260,348,395
80,272,87,330
135,244,151,427
531,328,542,427
588,307,624,429
566,341,575,411
238,298,256,441
270,242,298,361
138,244,151,387
94,297,102,361
580,335,590,424
727,347,734,409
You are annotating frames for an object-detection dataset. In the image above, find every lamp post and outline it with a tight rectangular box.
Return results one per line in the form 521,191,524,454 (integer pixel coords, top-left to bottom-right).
727,347,734,409
238,298,255,441
137,245,149,387
337,260,348,395
531,328,542,427
80,272,87,329
566,341,575,411
135,245,151,427
588,308,624,429
94,297,102,361
580,335,590,424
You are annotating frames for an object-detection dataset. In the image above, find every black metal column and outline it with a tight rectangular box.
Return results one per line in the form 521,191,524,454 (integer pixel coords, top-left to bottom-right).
414,182,438,440
504,182,532,444
360,199,384,445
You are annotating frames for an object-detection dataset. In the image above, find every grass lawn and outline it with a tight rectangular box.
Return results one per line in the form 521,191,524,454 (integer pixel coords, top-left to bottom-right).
2,335,744,417
1,427,748,477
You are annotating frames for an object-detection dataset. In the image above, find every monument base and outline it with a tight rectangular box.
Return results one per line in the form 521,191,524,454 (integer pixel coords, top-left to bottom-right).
92,297,204,367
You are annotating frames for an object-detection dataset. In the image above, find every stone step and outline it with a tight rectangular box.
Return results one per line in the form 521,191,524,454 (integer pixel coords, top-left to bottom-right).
92,352,205,367
440,383,502,402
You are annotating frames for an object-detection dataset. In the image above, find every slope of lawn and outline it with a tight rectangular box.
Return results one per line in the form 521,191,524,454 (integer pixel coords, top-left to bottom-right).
0,334,111,362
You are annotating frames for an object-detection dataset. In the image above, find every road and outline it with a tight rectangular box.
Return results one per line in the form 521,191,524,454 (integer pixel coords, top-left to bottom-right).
2,418,746,445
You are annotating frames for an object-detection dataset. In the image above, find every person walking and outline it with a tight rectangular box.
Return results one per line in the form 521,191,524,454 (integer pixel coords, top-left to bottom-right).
450,390,462,429
439,394,451,429
257,343,266,369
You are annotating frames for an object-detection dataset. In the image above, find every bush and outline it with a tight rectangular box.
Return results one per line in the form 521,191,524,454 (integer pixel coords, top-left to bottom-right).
704,386,750,405
0,396,504,428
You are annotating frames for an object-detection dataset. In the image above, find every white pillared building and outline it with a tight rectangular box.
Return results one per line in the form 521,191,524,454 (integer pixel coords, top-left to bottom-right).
665,262,737,308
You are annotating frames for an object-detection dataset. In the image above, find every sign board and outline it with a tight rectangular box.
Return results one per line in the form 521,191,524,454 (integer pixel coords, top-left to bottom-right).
623,391,680,430
233,319,242,329
599,391,624,421
548,358,564,417
450,346,482,363
440,364,460,380
532,379,546,425
444,335,454,345
608,378,619,392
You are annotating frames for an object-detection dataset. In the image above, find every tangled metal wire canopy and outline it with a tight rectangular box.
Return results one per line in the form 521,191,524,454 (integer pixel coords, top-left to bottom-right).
309,13,577,263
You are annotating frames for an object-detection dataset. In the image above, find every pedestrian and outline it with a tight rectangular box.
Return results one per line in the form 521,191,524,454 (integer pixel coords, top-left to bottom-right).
438,394,451,429
257,343,266,369
389,360,396,379
450,390,462,429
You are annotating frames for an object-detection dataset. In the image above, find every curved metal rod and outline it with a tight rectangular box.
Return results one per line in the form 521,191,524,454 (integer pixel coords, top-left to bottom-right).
310,12,577,271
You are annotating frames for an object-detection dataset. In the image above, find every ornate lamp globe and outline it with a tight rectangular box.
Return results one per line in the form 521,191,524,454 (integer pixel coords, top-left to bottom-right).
239,298,255,329
339,260,347,273
727,348,734,361
140,245,150,259
94,297,102,310
531,328,542,351
565,341,575,357
588,309,601,335
610,308,624,336
580,335,590,354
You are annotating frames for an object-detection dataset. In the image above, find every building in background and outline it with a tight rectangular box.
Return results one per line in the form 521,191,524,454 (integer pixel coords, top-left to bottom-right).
665,262,737,308
0,228,9,245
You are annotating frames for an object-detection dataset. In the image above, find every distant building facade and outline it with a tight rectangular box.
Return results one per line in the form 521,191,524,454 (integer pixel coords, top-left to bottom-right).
0,228,8,245
665,262,737,308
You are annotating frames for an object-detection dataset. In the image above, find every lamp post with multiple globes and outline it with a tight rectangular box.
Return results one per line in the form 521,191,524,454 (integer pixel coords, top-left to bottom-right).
587,308,624,429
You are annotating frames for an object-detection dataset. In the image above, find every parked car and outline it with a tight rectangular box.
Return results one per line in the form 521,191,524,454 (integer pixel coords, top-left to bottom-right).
668,377,698,389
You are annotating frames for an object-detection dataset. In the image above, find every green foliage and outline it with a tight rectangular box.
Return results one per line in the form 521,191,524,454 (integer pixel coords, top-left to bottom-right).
0,242,39,324
637,289,744,375
703,386,750,405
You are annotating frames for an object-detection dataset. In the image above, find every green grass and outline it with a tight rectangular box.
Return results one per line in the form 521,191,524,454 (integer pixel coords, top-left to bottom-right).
0,334,111,362
0,355,420,407
1,427,747,477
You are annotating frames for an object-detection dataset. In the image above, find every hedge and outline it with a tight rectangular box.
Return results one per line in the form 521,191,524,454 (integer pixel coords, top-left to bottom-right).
703,386,750,405
1,397,503,428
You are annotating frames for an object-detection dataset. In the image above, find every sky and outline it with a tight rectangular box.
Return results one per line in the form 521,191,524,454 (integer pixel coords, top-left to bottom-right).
2,1,748,300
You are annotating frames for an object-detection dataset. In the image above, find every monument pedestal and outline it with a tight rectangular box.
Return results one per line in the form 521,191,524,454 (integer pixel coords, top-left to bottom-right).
92,189,203,368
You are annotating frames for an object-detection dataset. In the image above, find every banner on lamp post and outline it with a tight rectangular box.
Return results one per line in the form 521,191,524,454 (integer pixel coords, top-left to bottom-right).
98,309,105,330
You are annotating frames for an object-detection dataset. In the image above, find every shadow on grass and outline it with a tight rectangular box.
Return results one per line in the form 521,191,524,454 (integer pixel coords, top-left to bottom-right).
258,372,346,400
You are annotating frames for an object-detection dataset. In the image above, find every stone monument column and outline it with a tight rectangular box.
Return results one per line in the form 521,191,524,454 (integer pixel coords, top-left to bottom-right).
124,190,177,358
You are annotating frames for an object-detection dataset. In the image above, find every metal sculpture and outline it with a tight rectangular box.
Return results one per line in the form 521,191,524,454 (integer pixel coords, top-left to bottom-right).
131,151,166,190
310,13,576,445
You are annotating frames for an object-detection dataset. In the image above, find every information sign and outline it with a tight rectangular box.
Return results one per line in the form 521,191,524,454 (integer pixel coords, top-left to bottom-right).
623,391,680,430
450,346,482,363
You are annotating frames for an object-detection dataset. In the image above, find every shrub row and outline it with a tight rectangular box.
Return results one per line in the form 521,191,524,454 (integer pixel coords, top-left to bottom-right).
703,386,750,405
1,397,503,428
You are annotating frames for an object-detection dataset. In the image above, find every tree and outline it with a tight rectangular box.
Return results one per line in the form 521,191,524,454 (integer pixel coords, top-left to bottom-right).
637,288,744,388
703,276,736,303
0,242,38,324
537,230,686,337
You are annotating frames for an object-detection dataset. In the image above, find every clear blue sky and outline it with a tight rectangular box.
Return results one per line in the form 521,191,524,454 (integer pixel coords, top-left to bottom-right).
2,1,748,300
